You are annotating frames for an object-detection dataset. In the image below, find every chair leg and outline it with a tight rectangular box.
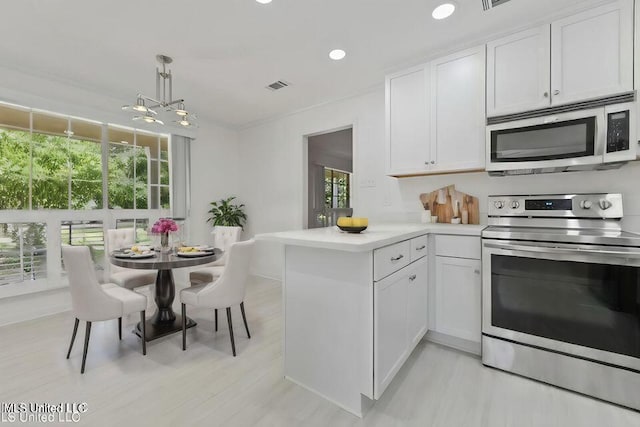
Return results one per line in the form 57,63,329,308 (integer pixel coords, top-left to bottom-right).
215,309,218,332
81,322,92,374
226,307,236,357
140,311,147,356
66,318,79,359
181,304,187,351
240,302,251,339
118,317,122,340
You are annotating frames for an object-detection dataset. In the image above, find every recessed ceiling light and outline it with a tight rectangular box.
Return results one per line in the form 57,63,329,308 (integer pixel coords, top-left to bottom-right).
329,49,346,61
256,0,272,4
432,3,455,20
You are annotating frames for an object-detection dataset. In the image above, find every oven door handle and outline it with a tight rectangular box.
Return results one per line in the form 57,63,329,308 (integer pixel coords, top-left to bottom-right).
484,242,640,258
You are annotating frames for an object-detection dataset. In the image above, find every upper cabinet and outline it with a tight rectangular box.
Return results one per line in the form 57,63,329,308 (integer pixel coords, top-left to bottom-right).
430,46,486,173
386,46,485,176
487,26,551,116
487,0,633,117
385,66,430,175
551,0,633,106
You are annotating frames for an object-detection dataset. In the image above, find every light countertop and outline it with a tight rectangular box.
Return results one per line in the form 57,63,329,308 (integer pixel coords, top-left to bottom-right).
255,223,485,252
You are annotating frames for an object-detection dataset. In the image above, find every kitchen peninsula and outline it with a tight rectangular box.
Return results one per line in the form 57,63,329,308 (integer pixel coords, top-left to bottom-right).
257,223,484,416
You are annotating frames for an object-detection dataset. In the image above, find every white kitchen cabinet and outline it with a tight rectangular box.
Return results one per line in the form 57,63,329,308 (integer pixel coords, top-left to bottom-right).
385,65,430,175
385,46,484,176
487,0,632,117
434,256,481,343
374,266,408,398
430,46,486,172
487,26,551,116
550,0,633,106
407,257,428,347
374,255,428,399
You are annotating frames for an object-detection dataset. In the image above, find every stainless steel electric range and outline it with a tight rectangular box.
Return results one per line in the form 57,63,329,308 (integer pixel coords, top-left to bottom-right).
481,193,640,411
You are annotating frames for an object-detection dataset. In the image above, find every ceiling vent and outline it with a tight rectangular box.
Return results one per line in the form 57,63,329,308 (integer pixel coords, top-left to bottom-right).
482,0,512,11
266,80,290,91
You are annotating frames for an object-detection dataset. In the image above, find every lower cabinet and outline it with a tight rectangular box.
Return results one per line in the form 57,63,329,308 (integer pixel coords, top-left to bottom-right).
407,257,429,346
374,256,428,398
434,256,481,343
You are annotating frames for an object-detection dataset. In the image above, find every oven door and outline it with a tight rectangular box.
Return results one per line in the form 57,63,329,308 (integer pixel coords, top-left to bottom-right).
486,107,605,172
482,239,640,371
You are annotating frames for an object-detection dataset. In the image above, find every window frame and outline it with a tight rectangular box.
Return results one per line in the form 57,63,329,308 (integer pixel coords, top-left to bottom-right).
0,102,175,295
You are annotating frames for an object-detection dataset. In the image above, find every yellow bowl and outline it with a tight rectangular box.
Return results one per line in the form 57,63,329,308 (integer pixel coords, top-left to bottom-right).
351,217,368,227
337,217,353,227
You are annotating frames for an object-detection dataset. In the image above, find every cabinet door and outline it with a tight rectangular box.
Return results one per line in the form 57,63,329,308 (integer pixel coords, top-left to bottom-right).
407,257,428,348
487,26,551,117
374,268,408,399
386,65,430,175
430,46,486,172
434,256,481,343
551,0,633,106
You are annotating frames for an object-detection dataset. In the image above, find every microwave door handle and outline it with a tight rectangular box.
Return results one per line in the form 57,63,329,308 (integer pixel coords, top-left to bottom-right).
484,242,640,258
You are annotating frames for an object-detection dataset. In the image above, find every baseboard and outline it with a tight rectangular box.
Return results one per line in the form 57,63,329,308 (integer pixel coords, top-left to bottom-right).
0,287,71,327
425,330,481,356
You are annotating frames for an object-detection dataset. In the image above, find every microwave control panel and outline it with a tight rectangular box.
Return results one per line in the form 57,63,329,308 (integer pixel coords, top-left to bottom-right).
606,110,630,153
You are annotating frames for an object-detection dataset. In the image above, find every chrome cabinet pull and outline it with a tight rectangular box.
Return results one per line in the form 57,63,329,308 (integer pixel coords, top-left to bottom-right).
415,245,426,251
430,160,435,164
409,274,417,281
543,92,549,98
474,269,480,274
390,254,404,261
553,90,560,95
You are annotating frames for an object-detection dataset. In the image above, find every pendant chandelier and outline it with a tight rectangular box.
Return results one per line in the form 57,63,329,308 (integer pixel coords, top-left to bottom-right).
122,54,196,128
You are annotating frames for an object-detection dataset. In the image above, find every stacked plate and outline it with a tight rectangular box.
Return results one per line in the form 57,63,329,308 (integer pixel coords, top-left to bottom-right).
176,245,215,257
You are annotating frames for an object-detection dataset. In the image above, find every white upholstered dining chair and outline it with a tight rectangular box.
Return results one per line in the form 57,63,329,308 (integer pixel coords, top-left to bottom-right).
63,246,147,373
180,239,254,356
106,229,156,290
189,226,242,286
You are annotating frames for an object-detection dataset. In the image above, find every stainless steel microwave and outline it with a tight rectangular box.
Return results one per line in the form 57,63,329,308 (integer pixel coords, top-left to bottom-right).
486,103,636,175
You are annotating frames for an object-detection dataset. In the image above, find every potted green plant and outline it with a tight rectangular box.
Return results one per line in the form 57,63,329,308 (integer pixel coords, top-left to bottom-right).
207,197,247,229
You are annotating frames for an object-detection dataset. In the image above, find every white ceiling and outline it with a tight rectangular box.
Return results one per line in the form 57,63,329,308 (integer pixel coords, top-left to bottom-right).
1,0,594,128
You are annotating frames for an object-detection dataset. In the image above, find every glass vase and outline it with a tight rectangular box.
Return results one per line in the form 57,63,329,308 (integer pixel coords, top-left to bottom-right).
160,232,171,254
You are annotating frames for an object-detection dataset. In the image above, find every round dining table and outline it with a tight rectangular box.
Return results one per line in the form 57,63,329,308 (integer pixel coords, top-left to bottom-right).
110,249,222,341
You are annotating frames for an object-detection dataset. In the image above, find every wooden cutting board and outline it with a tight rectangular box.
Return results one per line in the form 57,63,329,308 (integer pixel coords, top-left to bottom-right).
419,185,479,225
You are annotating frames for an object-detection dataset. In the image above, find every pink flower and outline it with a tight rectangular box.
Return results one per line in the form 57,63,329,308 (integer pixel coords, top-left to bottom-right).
151,218,179,234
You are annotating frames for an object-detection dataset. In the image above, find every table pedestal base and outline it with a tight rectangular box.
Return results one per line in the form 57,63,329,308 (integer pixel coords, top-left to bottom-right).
135,316,196,341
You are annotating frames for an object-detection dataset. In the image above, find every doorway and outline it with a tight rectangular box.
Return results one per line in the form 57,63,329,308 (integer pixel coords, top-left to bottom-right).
307,128,353,229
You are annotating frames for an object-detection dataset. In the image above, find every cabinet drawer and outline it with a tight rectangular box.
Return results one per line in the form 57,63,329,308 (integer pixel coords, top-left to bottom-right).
435,235,480,259
374,241,411,281
410,235,428,261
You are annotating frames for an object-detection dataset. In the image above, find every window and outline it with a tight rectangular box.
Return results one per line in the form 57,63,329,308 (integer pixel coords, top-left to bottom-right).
0,105,32,210
0,223,47,285
0,101,180,288
31,114,103,210
108,126,150,209
324,168,350,209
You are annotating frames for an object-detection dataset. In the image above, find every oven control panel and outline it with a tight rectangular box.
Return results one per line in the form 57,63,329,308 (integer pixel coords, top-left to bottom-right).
488,193,623,218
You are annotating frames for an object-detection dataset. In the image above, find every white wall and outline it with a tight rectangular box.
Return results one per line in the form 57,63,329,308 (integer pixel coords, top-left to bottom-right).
187,122,240,247
238,87,640,279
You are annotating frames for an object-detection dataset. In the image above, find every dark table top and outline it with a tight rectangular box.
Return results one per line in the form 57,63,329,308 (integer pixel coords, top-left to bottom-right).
110,248,222,270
